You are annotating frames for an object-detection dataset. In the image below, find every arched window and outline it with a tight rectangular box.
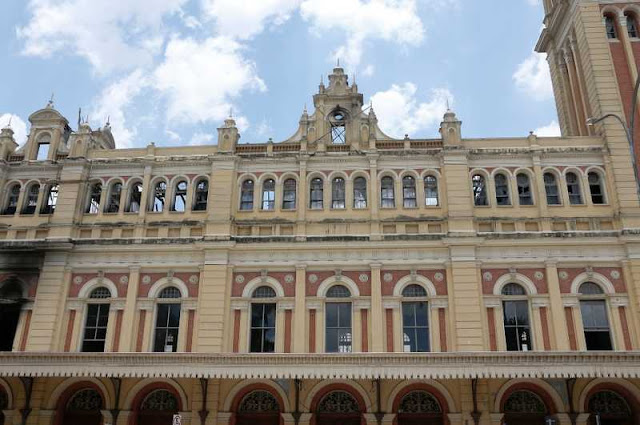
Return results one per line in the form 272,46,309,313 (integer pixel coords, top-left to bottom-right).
151,181,167,212
588,390,632,424
63,388,103,425
588,172,605,204
193,179,209,211
472,174,488,206
579,282,612,350
138,390,179,425
424,175,439,206
502,283,532,351
0,280,24,351
35,134,50,161
544,172,561,205
22,184,39,215
172,181,188,212
403,176,417,208
332,177,346,209
154,287,182,352
262,179,276,210
3,184,20,215
250,286,276,353
86,183,102,214
240,179,254,211
326,285,352,353
353,177,367,209
105,182,122,213
282,178,297,210
627,14,639,38
0,388,6,425
516,173,533,206
330,111,347,144
310,178,324,209
81,287,112,352
566,172,583,205
503,390,547,424
381,176,395,208
398,391,442,414
605,15,617,39
237,390,280,425
127,182,143,213
402,284,429,352
41,184,58,215
317,391,360,425
494,173,511,206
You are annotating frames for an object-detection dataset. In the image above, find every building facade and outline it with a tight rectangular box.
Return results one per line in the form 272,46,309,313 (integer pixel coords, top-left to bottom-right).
2,1,640,425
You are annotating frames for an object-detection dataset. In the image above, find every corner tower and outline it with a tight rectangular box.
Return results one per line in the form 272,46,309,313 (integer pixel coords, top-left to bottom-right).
537,0,640,215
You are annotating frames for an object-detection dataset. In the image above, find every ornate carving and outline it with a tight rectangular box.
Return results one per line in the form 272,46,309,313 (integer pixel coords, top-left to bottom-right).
189,274,199,284
284,274,294,283
383,273,393,283
358,273,369,283
318,391,360,414
66,389,103,411
559,271,569,280
238,391,280,413
503,390,546,414
141,390,178,411
142,275,152,284
534,271,544,281
434,272,444,282
588,391,631,416
235,274,245,284
119,275,129,284
398,391,442,414
308,274,318,283
73,276,83,285
610,270,621,280
483,272,493,282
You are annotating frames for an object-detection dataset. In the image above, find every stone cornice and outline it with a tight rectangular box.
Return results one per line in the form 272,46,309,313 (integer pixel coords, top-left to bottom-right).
2,352,640,380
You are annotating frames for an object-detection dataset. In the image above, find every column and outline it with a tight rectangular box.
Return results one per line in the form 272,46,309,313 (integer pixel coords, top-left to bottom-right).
13,301,33,352
197,253,232,353
106,300,125,352
230,301,248,353
431,298,448,352
276,302,294,352
530,298,549,351
563,297,582,350
483,297,500,351
546,261,569,350
621,260,640,347
610,297,631,350
353,300,370,352
307,301,321,353
119,266,140,352
369,263,384,352
179,300,197,352
138,300,154,352
293,264,307,353
383,301,399,352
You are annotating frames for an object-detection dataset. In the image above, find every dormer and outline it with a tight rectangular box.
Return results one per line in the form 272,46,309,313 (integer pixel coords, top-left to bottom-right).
18,102,71,161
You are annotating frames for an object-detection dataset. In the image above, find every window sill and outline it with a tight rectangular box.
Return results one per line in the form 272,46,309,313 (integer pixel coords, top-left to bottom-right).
191,210,208,213
237,209,254,213
402,206,419,210
259,209,276,212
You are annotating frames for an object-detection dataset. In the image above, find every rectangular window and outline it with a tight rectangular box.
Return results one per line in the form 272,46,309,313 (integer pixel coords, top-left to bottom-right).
325,302,352,353
36,143,50,161
153,303,181,352
580,300,612,350
402,301,430,352
250,303,276,353
503,300,532,351
81,304,110,352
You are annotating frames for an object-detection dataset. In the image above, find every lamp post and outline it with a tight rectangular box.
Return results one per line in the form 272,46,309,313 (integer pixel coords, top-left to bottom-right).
586,75,640,200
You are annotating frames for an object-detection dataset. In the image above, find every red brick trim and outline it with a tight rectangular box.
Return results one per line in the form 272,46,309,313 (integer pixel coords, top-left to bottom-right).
64,310,76,352
19,310,32,351
112,310,123,352
130,382,184,420
230,383,285,412
583,382,639,414
309,309,316,353
233,310,241,353
54,381,106,425
361,309,368,352
565,307,577,350
487,308,497,351
619,306,633,351
136,310,146,352
438,308,447,352
499,382,557,414
310,383,367,413
284,309,292,353
540,306,551,351
391,383,450,413
186,310,195,352
385,309,394,352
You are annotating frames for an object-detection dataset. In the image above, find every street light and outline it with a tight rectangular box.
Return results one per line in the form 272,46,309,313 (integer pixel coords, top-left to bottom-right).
587,76,640,199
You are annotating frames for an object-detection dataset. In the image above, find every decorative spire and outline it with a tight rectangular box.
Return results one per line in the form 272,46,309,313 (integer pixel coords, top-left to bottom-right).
337,58,340,67
46,93,55,109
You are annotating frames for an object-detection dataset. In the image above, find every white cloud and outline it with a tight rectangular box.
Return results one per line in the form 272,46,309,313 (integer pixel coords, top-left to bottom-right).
17,0,187,72
189,132,215,146
526,0,540,5
153,36,266,125
369,83,452,138
0,114,28,147
300,0,424,67
254,119,274,139
362,65,375,77
90,70,150,148
201,0,301,39
513,52,553,101
534,120,561,137
165,129,182,142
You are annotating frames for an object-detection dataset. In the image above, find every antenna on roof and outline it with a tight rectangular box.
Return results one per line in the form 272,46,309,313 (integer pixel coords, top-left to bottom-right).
446,98,451,111
337,58,340,67
106,115,110,126
229,107,233,118
47,93,55,108
7,116,12,127
78,108,82,128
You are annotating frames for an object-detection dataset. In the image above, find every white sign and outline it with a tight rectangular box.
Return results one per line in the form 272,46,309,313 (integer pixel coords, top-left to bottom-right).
173,414,182,425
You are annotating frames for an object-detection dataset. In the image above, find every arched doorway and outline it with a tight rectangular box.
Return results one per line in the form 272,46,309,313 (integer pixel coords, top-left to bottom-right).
137,389,179,425
502,390,547,425
236,390,280,425
0,280,25,351
316,391,361,425
60,388,103,425
588,390,633,425
396,390,444,425
0,387,8,425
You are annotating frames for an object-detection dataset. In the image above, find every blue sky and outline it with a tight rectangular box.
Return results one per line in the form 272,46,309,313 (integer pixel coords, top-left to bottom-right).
0,0,558,149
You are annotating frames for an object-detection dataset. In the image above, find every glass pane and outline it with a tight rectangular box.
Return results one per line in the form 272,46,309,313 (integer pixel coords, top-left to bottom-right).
338,329,352,352
154,329,167,352
326,328,338,352
402,303,415,326
416,328,430,352
250,329,263,353
263,328,276,352
585,331,612,350
156,304,169,327
168,304,181,327
251,304,264,327
415,302,429,326
326,304,338,327
264,304,276,327
505,327,519,351
338,303,351,327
